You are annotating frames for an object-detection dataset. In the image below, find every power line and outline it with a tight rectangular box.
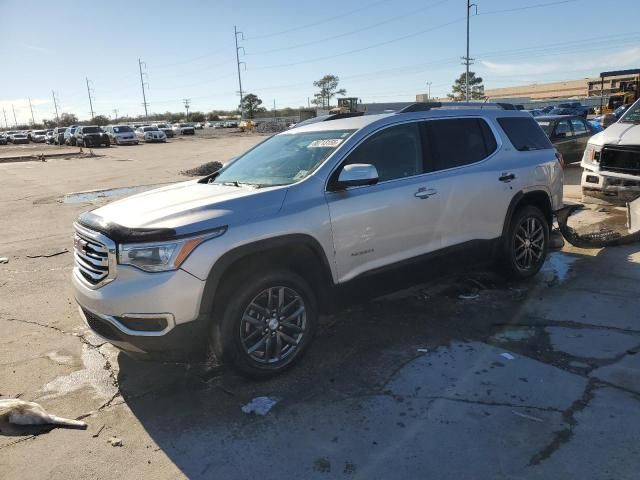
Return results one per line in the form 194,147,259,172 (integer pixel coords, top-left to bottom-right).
244,0,389,41
247,0,449,56
478,0,580,16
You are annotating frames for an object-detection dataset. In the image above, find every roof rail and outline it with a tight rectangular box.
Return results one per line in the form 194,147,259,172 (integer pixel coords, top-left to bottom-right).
397,101,517,113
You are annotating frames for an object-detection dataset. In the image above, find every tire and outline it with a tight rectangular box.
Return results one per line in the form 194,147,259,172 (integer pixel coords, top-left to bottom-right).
210,269,317,377
83,139,90,148
500,205,549,280
104,139,110,147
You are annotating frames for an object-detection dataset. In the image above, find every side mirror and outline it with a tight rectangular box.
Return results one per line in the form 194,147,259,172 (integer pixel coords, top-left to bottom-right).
336,164,379,189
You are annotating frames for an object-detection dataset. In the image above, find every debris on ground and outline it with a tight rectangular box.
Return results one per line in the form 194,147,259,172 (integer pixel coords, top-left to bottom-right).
181,161,223,177
511,410,544,423
108,436,123,447
92,424,105,438
416,348,429,353
0,257,8,264
500,352,516,360
26,249,69,259
458,293,480,300
0,398,87,429
241,396,280,416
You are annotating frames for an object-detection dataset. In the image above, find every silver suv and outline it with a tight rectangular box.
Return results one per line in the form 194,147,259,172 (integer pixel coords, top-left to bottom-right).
72,103,563,376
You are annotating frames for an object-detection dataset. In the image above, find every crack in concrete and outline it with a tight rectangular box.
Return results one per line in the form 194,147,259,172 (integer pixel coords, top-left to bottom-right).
528,377,598,466
493,318,640,335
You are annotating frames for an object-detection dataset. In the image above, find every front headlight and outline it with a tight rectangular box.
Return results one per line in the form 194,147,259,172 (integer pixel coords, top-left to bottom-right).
583,143,602,166
118,227,226,272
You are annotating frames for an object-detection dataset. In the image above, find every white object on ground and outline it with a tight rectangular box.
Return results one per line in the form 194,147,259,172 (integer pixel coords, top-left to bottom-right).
511,410,543,423
0,398,87,428
417,348,429,353
458,293,479,300
241,396,279,416
108,436,123,447
0,257,8,264
500,352,516,360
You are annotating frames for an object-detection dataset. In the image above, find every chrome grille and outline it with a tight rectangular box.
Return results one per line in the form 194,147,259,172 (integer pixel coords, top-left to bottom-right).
73,223,116,288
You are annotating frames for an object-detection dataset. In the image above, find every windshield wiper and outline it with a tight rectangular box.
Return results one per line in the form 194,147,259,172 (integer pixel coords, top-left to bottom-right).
220,181,259,188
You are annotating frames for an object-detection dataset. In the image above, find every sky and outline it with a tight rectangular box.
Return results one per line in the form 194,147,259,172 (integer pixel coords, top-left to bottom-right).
1,0,639,124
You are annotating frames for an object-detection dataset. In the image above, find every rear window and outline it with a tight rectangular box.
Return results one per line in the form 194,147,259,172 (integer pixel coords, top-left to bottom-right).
422,118,498,172
497,117,553,151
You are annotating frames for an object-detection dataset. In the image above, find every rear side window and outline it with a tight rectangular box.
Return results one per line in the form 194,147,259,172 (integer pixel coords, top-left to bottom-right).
422,118,497,172
497,117,553,151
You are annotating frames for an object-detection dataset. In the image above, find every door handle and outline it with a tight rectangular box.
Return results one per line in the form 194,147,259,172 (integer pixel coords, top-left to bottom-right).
415,187,438,199
499,172,516,183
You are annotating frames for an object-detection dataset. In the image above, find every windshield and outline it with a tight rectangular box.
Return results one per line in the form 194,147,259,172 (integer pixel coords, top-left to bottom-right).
143,126,159,132
34,130,46,135
213,129,355,187
83,126,101,133
113,126,133,133
620,100,640,123
535,120,553,136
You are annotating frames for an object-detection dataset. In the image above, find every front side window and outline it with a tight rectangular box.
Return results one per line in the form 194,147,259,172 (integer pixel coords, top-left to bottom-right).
343,123,423,182
213,129,355,187
423,118,497,172
554,119,572,137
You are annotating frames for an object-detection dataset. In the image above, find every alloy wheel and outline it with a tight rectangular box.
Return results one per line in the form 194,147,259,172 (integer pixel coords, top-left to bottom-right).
514,216,545,269
239,286,307,364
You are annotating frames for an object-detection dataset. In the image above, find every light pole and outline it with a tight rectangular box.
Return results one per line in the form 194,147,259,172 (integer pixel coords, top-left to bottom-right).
426,82,432,100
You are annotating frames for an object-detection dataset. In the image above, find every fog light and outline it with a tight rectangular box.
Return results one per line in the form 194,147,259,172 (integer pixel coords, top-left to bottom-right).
116,314,172,332
586,175,599,184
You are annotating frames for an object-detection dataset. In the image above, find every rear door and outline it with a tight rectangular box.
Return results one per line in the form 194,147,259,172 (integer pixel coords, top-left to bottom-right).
325,121,444,282
418,117,515,247
569,117,592,162
551,118,577,163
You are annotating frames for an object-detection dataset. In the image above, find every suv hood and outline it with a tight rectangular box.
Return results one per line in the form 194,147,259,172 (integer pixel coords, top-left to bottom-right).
88,180,287,235
590,122,640,146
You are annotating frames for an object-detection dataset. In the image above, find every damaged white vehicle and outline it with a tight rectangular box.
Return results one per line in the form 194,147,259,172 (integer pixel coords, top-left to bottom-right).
582,98,640,203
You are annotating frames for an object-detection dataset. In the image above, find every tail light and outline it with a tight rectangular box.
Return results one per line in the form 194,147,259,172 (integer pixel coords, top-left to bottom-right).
555,149,565,168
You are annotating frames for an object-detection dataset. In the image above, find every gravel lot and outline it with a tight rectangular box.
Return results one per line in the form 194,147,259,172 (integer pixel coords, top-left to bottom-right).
1,133,639,479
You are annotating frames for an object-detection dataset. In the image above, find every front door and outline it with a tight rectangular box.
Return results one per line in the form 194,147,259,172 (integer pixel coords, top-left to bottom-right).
325,122,442,283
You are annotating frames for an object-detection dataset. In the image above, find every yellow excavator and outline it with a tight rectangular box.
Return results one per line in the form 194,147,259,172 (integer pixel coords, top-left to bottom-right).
597,69,640,114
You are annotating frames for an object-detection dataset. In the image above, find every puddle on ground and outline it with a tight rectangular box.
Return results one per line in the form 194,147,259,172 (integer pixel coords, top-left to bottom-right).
62,183,169,204
541,252,579,283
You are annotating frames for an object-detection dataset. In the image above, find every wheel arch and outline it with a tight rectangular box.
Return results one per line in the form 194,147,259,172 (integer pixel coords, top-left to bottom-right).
199,234,336,321
501,189,553,239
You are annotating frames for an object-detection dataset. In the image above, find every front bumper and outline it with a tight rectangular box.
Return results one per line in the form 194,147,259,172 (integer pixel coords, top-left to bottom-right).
581,165,640,203
73,264,209,360
115,137,138,144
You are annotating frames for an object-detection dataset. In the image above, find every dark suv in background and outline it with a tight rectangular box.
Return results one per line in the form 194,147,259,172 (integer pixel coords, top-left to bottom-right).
75,126,110,147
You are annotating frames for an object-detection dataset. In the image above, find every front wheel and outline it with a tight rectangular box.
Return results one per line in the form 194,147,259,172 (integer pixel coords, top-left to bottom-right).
211,270,317,377
499,205,549,280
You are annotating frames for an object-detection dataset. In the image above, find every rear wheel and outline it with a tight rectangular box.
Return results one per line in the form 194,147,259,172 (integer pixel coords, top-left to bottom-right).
210,269,317,377
500,205,549,280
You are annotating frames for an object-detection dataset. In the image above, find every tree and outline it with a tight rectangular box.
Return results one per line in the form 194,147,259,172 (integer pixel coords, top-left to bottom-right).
59,112,78,126
190,111,205,123
207,112,220,121
448,71,485,101
93,115,109,126
240,93,266,119
312,74,346,109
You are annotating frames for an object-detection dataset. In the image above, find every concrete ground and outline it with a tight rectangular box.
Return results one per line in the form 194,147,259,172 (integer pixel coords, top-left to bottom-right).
1,140,639,479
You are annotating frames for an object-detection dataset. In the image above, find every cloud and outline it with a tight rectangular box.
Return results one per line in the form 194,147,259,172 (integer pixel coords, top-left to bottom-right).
0,98,53,126
479,47,640,78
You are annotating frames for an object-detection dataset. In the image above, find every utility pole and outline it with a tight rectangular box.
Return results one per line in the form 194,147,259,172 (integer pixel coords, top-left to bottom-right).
12,104,17,127
273,99,276,118
28,98,36,125
138,58,149,120
52,90,60,125
463,0,477,101
2,108,8,129
85,77,95,120
113,109,119,122
426,82,432,100
234,26,246,119
183,99,191,121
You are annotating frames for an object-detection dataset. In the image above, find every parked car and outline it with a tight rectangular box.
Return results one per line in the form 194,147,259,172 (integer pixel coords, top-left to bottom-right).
524,109,544,117
5,131,20,143
136,126,167,143
104,125,138,145
581,98,640,203
154,123,175,138
53,127,67,145
557,103,589,118
194,122,204,129
45,129,55,144
64,126,79,146
0,134,7,145
212,122,225,129
171,123,195,135
75,126,110,147
8,132,29,144
72,102,562,377
535,115,595,164
31,130,47,143
223,121,238,128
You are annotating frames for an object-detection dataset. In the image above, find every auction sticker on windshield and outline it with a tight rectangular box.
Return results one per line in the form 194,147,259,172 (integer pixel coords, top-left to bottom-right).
308,139,344,148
